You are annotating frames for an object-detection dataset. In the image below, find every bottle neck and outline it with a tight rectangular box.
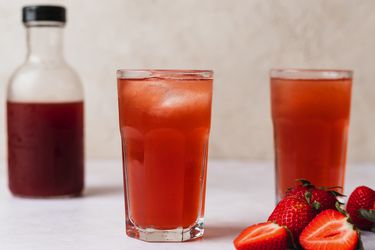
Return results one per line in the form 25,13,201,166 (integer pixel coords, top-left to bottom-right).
26,24,65,63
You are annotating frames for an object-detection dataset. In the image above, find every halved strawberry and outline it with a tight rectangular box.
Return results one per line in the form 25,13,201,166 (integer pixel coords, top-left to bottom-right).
233,222,288,250
300,209,360,250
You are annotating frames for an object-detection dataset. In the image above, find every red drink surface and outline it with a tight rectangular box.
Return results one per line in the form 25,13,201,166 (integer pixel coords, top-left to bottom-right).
271,77,352,199
7,101,84,197
118,77,212,230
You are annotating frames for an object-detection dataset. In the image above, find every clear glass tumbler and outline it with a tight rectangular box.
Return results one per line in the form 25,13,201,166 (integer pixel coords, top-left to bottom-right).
270,69,352,201
117,69,213,242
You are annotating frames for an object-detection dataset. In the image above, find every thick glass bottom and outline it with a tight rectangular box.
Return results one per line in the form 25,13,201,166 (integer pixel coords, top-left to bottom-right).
126,218,204,242
12,193,82,199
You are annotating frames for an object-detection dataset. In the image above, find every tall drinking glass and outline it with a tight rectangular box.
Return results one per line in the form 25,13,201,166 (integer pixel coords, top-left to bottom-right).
117,69,213,242
270,69,352,201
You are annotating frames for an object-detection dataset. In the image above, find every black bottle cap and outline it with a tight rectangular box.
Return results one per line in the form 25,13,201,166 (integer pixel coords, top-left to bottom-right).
22,5,66,23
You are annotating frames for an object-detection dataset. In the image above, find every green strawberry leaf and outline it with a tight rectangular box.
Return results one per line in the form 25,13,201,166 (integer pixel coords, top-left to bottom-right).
326,185,343,190
336,202,348,216
312,201,321,210
359,209,375,223
305,191,312,204
296,179,313,187
282,226,298,249
356,231,364,250
328,190,346,197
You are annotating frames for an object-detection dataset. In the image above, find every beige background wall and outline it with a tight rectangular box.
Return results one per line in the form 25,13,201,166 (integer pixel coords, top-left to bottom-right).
0,0,374,161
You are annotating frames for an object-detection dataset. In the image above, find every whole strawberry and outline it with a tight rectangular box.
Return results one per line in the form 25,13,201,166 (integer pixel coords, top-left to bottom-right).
286,179,342,212
347,186,375,230
310,188,339,212
268,196,316,243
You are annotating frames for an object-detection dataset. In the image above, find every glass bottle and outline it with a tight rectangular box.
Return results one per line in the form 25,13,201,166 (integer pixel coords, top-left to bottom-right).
7,5,84,197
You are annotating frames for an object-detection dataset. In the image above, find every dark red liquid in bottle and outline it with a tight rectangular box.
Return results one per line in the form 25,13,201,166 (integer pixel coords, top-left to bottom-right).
7,101,84,197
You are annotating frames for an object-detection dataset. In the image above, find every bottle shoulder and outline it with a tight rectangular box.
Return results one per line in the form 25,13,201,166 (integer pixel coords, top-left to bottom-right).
8,61,84,102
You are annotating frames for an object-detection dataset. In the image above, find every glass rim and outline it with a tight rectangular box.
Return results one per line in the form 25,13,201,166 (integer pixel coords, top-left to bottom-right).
270,68,353,80
116,69,213,80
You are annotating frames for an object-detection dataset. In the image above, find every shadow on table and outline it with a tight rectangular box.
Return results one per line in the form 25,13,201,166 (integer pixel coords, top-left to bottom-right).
204,224,245,240
84,186,123,197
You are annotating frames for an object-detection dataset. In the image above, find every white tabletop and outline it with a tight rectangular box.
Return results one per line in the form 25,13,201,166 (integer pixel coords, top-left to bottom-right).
0,160,374,250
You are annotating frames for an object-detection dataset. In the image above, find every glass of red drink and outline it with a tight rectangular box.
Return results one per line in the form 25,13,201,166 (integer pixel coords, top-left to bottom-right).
270,69,353,201
117,69,213,242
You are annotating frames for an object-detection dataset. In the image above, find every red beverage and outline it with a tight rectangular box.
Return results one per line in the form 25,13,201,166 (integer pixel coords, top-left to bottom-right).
271,70,352,200
117,70,213,241
7,101,84,197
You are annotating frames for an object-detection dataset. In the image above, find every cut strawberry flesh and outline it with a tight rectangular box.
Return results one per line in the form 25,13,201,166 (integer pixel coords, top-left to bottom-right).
234,222,288,250
300,210,358,250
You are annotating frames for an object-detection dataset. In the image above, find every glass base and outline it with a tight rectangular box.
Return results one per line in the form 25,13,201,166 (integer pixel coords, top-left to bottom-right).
12,192,83,199
126,218,204,242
